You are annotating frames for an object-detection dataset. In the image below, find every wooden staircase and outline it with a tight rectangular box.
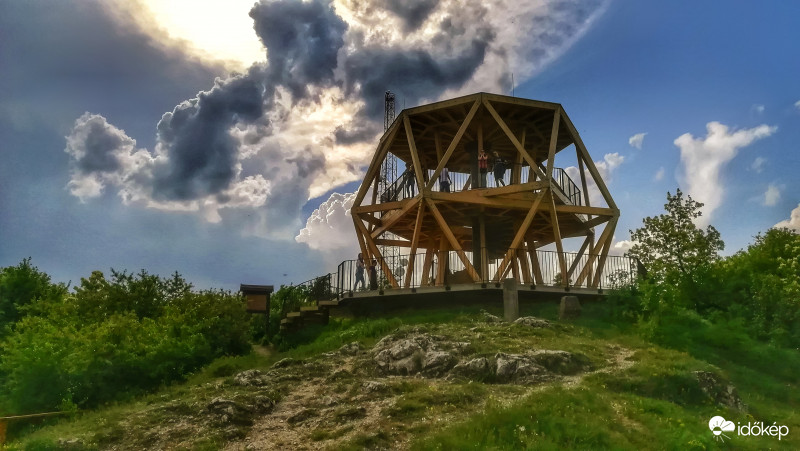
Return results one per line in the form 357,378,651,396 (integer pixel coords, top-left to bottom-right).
279,299,340,333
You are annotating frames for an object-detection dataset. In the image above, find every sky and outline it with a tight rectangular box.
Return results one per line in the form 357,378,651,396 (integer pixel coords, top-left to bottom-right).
1,0,798,291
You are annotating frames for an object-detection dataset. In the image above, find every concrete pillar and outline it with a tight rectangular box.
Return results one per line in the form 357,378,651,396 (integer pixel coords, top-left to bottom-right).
503,278,519,322
559,295,581,320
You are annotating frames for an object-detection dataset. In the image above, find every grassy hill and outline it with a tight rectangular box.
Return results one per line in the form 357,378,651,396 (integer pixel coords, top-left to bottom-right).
7,300,799,450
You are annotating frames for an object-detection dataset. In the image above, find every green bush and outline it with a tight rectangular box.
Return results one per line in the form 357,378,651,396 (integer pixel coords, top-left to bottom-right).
0,265,252,414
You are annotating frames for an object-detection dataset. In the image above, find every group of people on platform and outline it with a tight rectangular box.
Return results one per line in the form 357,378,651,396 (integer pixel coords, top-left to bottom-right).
353,253,379,291
400,148,508,196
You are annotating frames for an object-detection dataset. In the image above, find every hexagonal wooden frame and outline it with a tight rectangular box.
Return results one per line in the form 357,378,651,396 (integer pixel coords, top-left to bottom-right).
350,92,619,289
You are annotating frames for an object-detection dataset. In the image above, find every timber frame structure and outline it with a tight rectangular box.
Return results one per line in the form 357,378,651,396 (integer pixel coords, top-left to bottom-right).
350,92,620,290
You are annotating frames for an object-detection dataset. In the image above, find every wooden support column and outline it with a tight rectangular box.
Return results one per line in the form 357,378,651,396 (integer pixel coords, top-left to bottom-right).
575,217,617,286
493,192,545,280
353,216,399,288
479,214,488,282
548,191,568,286
518,247,532,285
426,100,480,190
421,247,434,286
437,235,448,286
483,99,547,180
403,116,425,190
545,108,561,180
426,199,480,281
404,202,425,288
592,218,617,288
567,234,592,280
512,130,525,184
528,242,543,285
354,121,401,207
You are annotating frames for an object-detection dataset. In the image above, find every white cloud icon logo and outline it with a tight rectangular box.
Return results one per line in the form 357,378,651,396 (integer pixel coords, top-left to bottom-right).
709,416,736,442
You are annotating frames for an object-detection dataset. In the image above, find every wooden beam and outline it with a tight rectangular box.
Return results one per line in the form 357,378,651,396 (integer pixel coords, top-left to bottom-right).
482,180,548,197
561,110,617,209
425,198,480,282
370,198,420,239
426,99,480,190
374,238,413,247
493,192,545,280
567,234,592,279
575,217,617,286
549,192,568,286
403,115,426,190
545,108,561,180
352,199,407,214
353,120,401,208
354,216,399,288
591,219,617,288
359,213,381,226
528,242,543,285
437,235,447,286
482,99,547,180
518,247,531,285
404,202,426,288
512,130,524,184
421,247,434,286
352,216,369,263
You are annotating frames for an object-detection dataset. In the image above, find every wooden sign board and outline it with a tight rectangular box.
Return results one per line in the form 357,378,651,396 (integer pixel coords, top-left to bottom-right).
240,284,273,314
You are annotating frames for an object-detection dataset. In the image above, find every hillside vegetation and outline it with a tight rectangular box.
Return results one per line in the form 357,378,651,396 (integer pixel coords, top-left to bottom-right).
1,190,798,450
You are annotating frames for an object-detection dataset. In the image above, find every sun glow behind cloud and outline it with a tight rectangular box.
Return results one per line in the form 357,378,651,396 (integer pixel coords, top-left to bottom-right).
139,0,265,69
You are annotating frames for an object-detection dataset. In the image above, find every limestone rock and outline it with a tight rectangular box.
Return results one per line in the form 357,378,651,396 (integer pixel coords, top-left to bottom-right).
339,341,362,356
694,371,747,411
233,369,269,386
513,316,552,328
206,398,255,426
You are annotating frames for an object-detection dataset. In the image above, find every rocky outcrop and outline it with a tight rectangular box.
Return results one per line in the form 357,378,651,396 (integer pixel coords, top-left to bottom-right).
513,316,552,328
372,332,591,384
694,371,747,411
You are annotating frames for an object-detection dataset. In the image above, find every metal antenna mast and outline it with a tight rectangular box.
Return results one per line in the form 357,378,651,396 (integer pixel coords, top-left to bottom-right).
379,91,399,281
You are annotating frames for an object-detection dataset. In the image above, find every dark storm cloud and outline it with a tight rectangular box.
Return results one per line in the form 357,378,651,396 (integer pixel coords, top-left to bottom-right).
250,0,348,99
151,71,265,201
343,31,494,118
384,0,440,31
66,114,132,174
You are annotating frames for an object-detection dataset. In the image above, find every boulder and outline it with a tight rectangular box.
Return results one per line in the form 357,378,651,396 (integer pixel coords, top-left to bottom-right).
513,316,552,328
694,371,747,411
206,398,255,426
233,369,269,386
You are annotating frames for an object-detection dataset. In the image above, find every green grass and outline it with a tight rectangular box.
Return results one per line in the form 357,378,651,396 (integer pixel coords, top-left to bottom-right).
7,301,800,450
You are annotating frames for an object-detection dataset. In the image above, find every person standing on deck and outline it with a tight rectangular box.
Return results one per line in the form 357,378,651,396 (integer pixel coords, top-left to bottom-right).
404,162,416,197
440,167,451,192
493,151,506,187
354,253,366,290
478,149,488,188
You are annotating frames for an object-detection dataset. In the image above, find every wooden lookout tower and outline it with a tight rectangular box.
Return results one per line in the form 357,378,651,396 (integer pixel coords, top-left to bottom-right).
350,93,620,291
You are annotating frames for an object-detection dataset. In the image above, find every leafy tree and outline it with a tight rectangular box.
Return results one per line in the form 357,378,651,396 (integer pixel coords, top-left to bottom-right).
628,189,723,283
0,258,66,331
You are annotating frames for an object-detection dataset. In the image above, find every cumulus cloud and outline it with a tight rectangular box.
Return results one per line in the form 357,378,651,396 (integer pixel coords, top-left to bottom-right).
565,152,624,207
653,166,665,182
794,100,800,110
774,203,800,232
609,239,635,256
763,184,781,207
65,0,610,239
628,132,646,149
751,104,765,115
675,121,776,226
750,156,766,173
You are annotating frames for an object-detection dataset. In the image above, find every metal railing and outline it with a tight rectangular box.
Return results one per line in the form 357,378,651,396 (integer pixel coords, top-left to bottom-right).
379,164,582,206
333,248,639,298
